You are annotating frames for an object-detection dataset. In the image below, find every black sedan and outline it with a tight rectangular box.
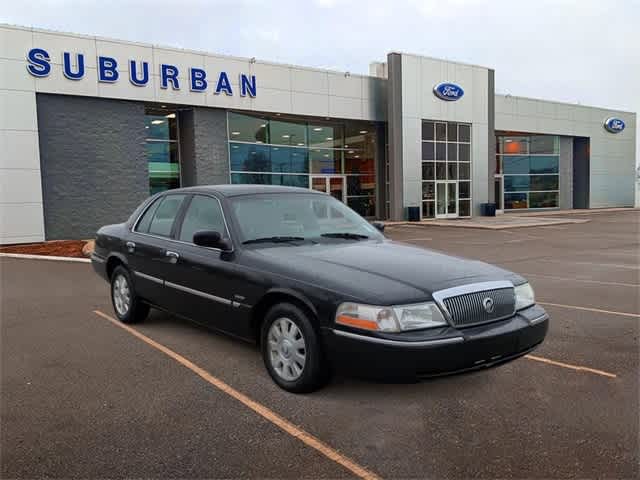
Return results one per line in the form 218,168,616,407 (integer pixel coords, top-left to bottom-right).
91,185,549,393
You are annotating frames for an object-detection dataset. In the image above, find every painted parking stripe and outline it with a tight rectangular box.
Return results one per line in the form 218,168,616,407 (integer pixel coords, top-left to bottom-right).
525,355,617,379
93,310,380,480
538,301,640,318
517,273,639,289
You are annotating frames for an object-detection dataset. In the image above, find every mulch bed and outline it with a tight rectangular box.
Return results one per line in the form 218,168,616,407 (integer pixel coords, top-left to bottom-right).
0,240,90,258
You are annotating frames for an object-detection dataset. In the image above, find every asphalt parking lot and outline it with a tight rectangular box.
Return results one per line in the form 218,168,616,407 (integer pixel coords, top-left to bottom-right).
1,210,638,479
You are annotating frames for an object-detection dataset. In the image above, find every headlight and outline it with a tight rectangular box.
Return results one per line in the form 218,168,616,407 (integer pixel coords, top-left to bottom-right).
335,301,447,332
514,282,535,310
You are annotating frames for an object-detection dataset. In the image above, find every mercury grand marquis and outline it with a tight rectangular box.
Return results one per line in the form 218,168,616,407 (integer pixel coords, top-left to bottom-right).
91,185,549,393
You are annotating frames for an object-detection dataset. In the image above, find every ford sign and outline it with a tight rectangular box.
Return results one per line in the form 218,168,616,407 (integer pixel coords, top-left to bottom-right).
433,82,464,101
604,117,625,134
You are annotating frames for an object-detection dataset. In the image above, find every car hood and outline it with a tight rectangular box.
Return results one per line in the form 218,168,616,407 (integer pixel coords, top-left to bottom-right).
245,239,524,305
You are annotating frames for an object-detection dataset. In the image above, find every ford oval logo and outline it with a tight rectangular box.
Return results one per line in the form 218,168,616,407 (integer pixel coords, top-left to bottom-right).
604,117,625,134
433,82,464,101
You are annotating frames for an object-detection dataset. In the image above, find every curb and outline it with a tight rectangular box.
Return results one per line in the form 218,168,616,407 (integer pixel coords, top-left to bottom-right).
0,253,91,263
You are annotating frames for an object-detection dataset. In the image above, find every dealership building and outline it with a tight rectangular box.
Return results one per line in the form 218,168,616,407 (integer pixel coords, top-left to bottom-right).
0,24,637,244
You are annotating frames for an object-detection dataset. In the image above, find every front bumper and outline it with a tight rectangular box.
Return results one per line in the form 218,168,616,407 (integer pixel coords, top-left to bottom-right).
322,304,549,380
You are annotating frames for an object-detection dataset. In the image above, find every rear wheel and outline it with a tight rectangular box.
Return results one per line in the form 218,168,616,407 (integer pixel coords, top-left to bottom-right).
261,303,328,393
110,265,149,323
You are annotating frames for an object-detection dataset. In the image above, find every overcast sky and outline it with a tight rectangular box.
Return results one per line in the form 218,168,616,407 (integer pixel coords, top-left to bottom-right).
3,0,639,161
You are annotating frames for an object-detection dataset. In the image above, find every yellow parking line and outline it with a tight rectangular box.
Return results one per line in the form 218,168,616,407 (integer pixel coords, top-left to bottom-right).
538,301,640,318
525,354,617,379
93,310,380,480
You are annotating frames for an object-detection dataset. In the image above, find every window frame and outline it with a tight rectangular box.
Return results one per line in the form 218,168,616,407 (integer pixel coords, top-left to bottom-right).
175,194,231,244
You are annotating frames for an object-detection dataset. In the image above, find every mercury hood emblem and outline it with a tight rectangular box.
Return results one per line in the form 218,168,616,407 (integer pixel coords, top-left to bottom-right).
482,297,495,313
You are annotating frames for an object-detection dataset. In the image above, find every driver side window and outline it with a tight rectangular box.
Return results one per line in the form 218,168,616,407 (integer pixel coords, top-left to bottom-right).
178,195,227,243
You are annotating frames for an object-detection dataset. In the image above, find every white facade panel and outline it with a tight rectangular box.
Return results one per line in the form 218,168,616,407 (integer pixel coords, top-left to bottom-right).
0,130,40,170
0,25,33,60
0,204,45,244
0,89,38,131
291,91,328,117
35,65,100,97
0,169,43,204
328,95,362,119
32,30,98,68
291,68,328,95
328,73,362,99
0,58,36,91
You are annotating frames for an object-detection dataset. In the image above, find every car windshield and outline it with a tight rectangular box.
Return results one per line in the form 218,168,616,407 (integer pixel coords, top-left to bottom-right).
230,193,383,245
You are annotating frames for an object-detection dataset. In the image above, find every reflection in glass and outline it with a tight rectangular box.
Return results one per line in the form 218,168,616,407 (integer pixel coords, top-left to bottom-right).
530,135,559,154
436,142,446,161
447,143,457,161
347,197,376,217
504,175,530,192
422,141,435,161
422,122,434,141
529,191,559,208
436,162,446,180
503,156,529,174
504,193,528,209
459,163,470,180
347,175,375,196
530,156,559,174
270,120,307,146
309,149,340,174
422,201,435,218
145,114,177,140
459,199,470,217
447,162,457,180
458,124,471,142
447,123,458,142
530,175,559,191
231,172,309,188
436,123,446,141
422,162,435,180
228,112,269,143
459,181,470,199
458,143,470,161
309,124,343,148
422,181,435,201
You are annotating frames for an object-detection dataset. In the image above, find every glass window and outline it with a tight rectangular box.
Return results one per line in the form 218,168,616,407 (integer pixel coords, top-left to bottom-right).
436,142,446,161
435,123,446,141
347,196,375,217
148,194,186,237
459,199,471,217
347,175,375,196
447,123,458,142
179,195,227,242
145,114,177,140
459,181,470,199
422,122,434,141
459,143,470,161
530,136,558,154
458,124,471,142
422,201,435,218
422,141,435,161
447,162,457,180
504,175,530,192
231,172,309,188
310,149,339,174
271,146,309,173
447,143,457,162
459,163,470,180
529,192,559,208
309,124,343,149
270,120,307,146
436,162,446,180
228,112,269,143
504,193,528,209
422,162,435,180
502,156,529,174
135,198,161,233
230,143,271,172
530,175,559,191
530,156,559,174
344,150,374,174
422,182,435,201
499,136,528,154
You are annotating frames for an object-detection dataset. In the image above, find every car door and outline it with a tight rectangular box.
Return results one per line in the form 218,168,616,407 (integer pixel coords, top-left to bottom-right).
162,194,251,338
126,193,188,307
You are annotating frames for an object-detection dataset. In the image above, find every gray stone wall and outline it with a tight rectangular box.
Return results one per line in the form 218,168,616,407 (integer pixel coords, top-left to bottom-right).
559,136,573,209
180,107,229,186
36,94,147,240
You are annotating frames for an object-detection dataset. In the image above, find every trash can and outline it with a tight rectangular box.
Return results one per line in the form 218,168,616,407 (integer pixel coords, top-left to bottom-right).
480,203,497,217
407,206,421,222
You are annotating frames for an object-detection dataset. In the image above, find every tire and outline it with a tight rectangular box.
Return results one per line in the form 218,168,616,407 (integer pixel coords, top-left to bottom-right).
261,303,329,393
110,265,150,324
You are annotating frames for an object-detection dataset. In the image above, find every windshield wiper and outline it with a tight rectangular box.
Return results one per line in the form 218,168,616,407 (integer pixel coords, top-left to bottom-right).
242,236,307,245
321,232,369,240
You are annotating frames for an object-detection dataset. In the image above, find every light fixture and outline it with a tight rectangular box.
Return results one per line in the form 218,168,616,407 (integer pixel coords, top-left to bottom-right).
323,154,329,158
260,123,267,127
232,145,238,149
313,127,323,131
297,142,304,146
326,137,333,141
273,147,279,151
151,120,164,125
231,131,240,135
251,151,256,155
355,155,360,158
505,139,513,143
161,105,167,108
344,144,349,148
359,130,368,134
165,113,176,119
282,134,290,138
256,141,263,143
348,150,354,154
144,126,149,129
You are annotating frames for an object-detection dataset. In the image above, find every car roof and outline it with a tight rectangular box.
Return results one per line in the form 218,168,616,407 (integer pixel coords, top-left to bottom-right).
168,184,326,198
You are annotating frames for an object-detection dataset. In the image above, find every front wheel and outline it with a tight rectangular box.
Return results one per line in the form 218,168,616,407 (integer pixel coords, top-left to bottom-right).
261,303,329,393
110,265,149,323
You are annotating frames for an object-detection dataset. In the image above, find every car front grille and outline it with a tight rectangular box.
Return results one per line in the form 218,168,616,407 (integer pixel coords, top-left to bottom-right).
442,287,515,327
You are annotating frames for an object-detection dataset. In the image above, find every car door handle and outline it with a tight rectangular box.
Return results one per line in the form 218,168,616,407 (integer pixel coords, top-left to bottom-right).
125,241,136,253
165,251,180,263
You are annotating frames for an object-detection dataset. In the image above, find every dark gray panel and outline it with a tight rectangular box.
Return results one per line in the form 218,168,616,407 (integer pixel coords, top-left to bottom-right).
178,109,196,186
191,107,229,185
36,94,147,240
387,53,404,221
487,69,496,203
573,137,590,209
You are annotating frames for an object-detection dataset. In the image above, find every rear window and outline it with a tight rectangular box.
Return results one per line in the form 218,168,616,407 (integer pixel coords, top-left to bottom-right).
139,194,186,237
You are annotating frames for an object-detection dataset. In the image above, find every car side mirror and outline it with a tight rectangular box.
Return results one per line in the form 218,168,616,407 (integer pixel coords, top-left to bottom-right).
193,230,232,251
372,221,385,233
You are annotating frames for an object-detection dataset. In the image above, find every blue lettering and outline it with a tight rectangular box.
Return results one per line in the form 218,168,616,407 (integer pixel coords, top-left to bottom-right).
62,52,85,80
240,74,256,97
215,71,233,96
160,64,180,90
190,68,207,92
26,48,51,77
98,56,119,82
129,60,149,86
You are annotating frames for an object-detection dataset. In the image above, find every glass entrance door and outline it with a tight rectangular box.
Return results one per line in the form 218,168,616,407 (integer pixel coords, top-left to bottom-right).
309,175,346,202
494,175,504,213
435,181,458,218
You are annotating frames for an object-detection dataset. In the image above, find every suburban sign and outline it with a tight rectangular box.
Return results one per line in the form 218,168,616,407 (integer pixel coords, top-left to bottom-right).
433,82,464,101
603,117,625,134
25,48,257,97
